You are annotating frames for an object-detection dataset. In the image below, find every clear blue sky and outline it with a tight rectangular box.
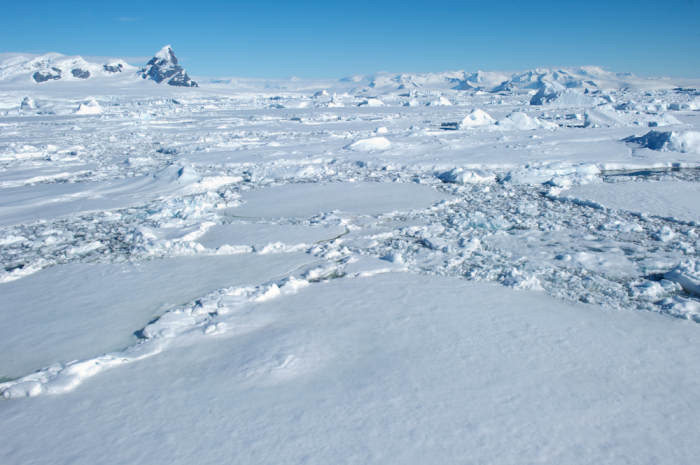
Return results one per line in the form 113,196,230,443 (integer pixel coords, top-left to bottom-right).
1,0,698,79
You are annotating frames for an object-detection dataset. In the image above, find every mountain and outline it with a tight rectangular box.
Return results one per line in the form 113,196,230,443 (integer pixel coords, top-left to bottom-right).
139,45,198,87
0,45,197,87
0,53,137,84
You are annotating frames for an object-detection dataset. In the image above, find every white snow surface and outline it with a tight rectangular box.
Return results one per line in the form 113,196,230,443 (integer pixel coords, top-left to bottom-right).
1,62,700,463
562,181,700,223
458,108,495,128
2,274,700,464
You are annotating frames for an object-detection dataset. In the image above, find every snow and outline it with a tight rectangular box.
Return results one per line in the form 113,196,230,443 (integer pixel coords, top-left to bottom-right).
437,168,496,184
345,136,391,151
75,99,101,115
562,181,700,223
496,111,558,131
665,259,700,295
1,57,700,463
585,108,683,128
458,108,495,128
228,181,451,218
531,87,605,106
0,253,316,380
626,130,700,154
3,274,700,463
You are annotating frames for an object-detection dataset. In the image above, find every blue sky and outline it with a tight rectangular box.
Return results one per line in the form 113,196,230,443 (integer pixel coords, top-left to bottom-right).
1,0,699,79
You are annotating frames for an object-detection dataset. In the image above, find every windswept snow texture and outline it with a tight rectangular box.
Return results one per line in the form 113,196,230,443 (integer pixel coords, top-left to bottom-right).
1,62,700,464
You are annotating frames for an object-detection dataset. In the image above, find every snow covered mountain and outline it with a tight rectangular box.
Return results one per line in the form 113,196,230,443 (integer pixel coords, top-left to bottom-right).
334,66,664,94
0,53,138,84
0,45,197,87
139,45,198,87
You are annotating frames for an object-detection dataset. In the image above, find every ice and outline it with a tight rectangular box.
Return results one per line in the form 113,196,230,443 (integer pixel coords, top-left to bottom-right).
585,108,683,128
437,168,495,184
626,130,700,154
562,181,700,223
664,259,700,295
0,165,202,228
496,111,558,131
196,223,346,250
531,87,605,106
75,99,101,115
227,182,452,218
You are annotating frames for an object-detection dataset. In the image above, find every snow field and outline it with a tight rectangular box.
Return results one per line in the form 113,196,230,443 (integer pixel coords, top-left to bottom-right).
1,74,700,463
2,274,700,463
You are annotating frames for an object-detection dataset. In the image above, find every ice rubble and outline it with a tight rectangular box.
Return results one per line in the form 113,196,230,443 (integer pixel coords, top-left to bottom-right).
585,108,684,128
75,99,101,115
437,168,495,184
625,130,700,154
531,87,605,106
665,259,700,295
496,111,558,131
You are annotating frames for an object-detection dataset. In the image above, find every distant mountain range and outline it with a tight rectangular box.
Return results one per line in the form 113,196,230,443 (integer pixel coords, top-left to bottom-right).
1,46,697,94
0,45,197,87
336,67,642,94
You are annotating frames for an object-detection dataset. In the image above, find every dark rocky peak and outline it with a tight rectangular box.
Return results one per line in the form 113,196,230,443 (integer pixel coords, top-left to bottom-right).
103,63,123,73
33,67,61,83
140,45,198,87
491,80,517,93
71,68,90,79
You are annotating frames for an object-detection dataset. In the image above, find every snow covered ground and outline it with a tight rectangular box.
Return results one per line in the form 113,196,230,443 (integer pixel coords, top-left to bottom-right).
2,51,700,463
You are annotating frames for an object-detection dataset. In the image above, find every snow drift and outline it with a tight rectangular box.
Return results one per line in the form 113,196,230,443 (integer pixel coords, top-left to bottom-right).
531,87,605,106
458,109,495,128
585,108,683,128
496,112,558,131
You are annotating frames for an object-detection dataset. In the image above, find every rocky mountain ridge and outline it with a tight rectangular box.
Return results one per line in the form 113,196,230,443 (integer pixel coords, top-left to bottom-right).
0,46,197,87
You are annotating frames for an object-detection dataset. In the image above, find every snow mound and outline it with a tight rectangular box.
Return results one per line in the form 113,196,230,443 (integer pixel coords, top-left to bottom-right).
458,109,495,128
437,168,495,184
345,137,391,151
669,99,700,111
664,260,700,295
358,98,384,107
585,108,683,128
313,90,329,97
496,112,558,131
531,87,605,106
152,165,202,185
624,130,700,154
427,96,452,106
75,100,101,115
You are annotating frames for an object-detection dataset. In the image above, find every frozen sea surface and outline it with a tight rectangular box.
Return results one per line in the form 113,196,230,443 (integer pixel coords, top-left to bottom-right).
2,274,700,464
228,181,452,218
0,253,316,379
563,179,700,223
1,73,700,463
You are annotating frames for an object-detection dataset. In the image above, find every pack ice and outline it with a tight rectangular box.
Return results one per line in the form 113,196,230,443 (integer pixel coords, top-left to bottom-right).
1,53,700,464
